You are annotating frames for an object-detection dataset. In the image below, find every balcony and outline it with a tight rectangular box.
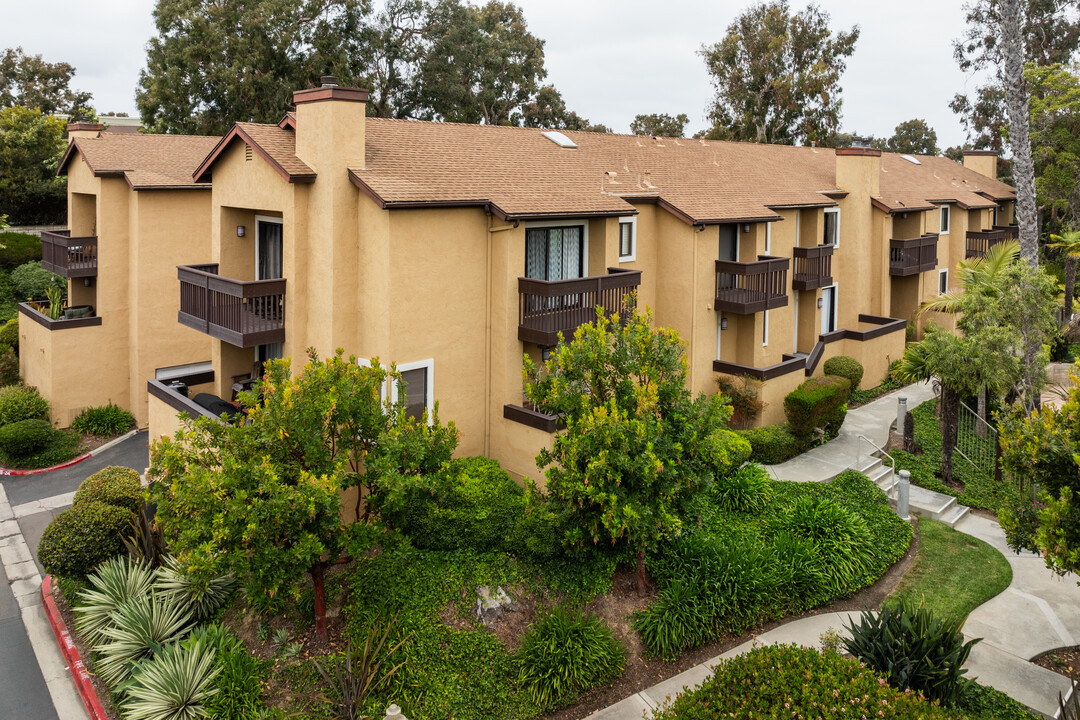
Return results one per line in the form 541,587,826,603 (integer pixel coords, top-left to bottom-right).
714,256,789,314
791,245,834,291
517,268,642,346
889,234,939,276
966,228,1009,259
177,264,285,348
41,230,97,278
993,224,1019,240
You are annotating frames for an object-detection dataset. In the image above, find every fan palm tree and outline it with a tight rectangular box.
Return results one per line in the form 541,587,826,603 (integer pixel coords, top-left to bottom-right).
918,240,1021,315
1049,230,1080,317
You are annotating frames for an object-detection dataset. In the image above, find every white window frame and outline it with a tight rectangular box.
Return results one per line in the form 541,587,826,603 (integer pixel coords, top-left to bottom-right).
762,309,769,347
618,216,637,262
392,358,435,426
938,268,949,295
523,219,591,277
254,214,283,281
764,222,772,255
939,204,951,235
821,283,839,334
356,357,390,402
823,208,840,248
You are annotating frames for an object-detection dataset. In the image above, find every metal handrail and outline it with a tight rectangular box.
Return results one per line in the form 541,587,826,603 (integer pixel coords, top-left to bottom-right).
857,434,896,478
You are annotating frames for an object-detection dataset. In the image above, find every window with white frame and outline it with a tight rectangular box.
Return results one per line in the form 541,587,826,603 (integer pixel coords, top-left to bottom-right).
823,208,840,247
762,309,769,346
765,222,772,255
394,359,435,424
938,268,948,295
939,204,951,234
618,218,636,262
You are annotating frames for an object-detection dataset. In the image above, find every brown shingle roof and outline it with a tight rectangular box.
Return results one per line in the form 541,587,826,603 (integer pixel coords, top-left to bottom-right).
58,134,221,190
349,120,1016,223
193,122,314,183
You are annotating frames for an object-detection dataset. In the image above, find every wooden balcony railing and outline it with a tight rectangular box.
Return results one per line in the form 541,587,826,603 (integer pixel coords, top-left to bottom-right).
177,264,286,348
518,268,642,346
992,224,1019,240
792,245,834,291
889,234,939,276
41,229,97,278
966,228,1009,259
715,256,789,314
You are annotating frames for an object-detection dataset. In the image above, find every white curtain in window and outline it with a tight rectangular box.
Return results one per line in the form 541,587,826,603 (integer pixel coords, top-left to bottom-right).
258,222,283,280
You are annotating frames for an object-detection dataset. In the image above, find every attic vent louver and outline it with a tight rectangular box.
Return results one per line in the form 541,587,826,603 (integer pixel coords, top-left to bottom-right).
244,143,253,161
541,131,577,148
900,154,921,165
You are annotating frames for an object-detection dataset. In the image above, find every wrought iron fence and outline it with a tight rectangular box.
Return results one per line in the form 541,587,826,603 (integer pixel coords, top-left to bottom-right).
956,400,998,478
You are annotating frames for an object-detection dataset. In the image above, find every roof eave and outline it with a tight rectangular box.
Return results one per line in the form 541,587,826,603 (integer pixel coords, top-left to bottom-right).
194,124,312,184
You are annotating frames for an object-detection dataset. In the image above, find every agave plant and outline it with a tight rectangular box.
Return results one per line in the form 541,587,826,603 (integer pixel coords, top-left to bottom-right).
121,637,220,720
155,556,236,622
95,593,193,687
74,556,155,646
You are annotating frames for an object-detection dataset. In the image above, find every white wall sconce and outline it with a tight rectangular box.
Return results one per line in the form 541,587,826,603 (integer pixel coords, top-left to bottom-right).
720,317,728,331
237,225,246,237
817,298,824,308
742,223,751,233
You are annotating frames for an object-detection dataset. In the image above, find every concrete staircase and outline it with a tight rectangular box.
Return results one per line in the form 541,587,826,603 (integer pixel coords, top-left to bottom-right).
849,455,970,528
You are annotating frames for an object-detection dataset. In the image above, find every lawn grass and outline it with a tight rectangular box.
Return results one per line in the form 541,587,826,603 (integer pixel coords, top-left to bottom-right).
888,519,1012,625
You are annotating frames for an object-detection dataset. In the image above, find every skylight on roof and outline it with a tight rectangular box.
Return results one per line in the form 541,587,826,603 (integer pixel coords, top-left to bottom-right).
900,154,922,165
541,131,577,148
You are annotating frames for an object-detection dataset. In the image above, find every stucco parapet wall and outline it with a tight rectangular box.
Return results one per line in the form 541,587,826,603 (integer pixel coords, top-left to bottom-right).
18,303,102,331
835,147,882,157
293,86,369,104
146,379,221,422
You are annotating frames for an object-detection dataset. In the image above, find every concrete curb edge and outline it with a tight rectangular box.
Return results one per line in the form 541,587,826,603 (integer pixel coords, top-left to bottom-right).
0,427,141,477
40,574,109,720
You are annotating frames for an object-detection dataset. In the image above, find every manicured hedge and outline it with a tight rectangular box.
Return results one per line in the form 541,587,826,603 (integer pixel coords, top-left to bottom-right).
823,355,864,392
38,501,131,577
0,418,52,457
784,375,850,440
73,466,143,513
0,384,49,426
737,424,803,464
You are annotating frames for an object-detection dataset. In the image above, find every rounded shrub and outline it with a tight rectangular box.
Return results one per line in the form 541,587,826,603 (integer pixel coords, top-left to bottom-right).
0,418,53,457
737,424,804,465
11,261,63,301
73,466,143,513
702,428,752,478
0,318,18,352
38,501,132,578
712,462,771,513
71,403,135,437
823,355,864,392
379,456,526,552
0,384,50,426
784,376,850,441
515,606,624,710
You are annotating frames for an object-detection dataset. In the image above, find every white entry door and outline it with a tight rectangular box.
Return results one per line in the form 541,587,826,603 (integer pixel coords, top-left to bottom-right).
821,285,837,334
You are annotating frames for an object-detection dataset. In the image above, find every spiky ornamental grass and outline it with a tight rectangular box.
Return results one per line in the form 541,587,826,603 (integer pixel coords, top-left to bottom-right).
121,637,220,720
95,593,193,687
74,556,155,646
155,556,236,623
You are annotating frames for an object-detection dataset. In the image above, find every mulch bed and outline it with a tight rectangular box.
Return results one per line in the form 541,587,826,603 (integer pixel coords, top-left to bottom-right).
1033,646,1080,682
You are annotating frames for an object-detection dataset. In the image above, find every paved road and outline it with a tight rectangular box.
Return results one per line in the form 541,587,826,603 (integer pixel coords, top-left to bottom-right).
0,561,58,720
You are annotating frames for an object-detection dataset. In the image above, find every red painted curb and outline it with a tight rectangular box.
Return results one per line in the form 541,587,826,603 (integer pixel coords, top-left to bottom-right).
0,453,91,477
41,574,110,720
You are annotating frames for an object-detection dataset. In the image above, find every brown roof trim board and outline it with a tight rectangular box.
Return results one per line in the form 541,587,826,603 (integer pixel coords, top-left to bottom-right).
870,198,935,214
963,150,998,157
766,201,840,210
836,147,882,157
56,140,84,177
193,124,316,184
293,87,369,105
278,113,296,129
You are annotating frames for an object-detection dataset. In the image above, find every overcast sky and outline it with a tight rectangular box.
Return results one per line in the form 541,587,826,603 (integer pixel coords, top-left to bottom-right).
1,0,987,148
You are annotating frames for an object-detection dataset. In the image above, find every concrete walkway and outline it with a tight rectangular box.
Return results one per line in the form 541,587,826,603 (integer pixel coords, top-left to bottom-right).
587,382,1078,719
767,381,936,483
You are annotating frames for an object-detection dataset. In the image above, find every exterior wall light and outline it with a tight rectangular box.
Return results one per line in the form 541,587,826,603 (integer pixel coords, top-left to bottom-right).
817,297,824,308
742,223,751,233
720,317,728,331
237,225,246,237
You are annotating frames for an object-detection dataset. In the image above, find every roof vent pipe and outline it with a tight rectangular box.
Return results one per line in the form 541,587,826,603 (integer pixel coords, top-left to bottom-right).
321,76,339,87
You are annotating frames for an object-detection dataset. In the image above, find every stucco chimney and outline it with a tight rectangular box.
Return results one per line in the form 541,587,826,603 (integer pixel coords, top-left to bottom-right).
835,146,881,197
66,122,103,140
962,150,998,180
292,82,369,172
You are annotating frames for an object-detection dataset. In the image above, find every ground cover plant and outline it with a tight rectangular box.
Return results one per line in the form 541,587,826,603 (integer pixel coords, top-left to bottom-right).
72,402,136,436
893,399,1020,513
0,384,83,468
887,519,1012,625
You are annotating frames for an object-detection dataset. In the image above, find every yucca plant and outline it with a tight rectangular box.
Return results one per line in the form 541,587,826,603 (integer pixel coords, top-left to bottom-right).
155,556,236,622
95,593,194,687
74,556,155,646
313,614,408,720
121,637,220,720
517,606,625,710
124,500,167,569
844,598,980,707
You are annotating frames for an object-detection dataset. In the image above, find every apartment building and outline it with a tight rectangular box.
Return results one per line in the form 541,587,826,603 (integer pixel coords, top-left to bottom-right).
22,82,1016,483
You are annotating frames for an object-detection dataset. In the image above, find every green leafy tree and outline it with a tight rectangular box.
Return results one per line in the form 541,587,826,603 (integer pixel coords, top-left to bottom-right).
521,85,607,131
137,0,372,135
417,0,546,125
0,47,93,118
951,0,1080,155
882,119,940,155
699,1,859,145
150,349,457,640
1027,64,1080,251
524,304,731,595
1050,230,1080,315
0,107,67,225
630,113,689,138
359,0,428,119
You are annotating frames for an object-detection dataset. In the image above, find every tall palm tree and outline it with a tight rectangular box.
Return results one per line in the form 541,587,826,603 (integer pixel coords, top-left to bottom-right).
1049,230,1080,317
1000,0,1039,265
918,240,1021,315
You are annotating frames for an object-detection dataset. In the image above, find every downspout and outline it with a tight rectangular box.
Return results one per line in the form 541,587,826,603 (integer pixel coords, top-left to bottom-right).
690,225,699,392
485,213,493,457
